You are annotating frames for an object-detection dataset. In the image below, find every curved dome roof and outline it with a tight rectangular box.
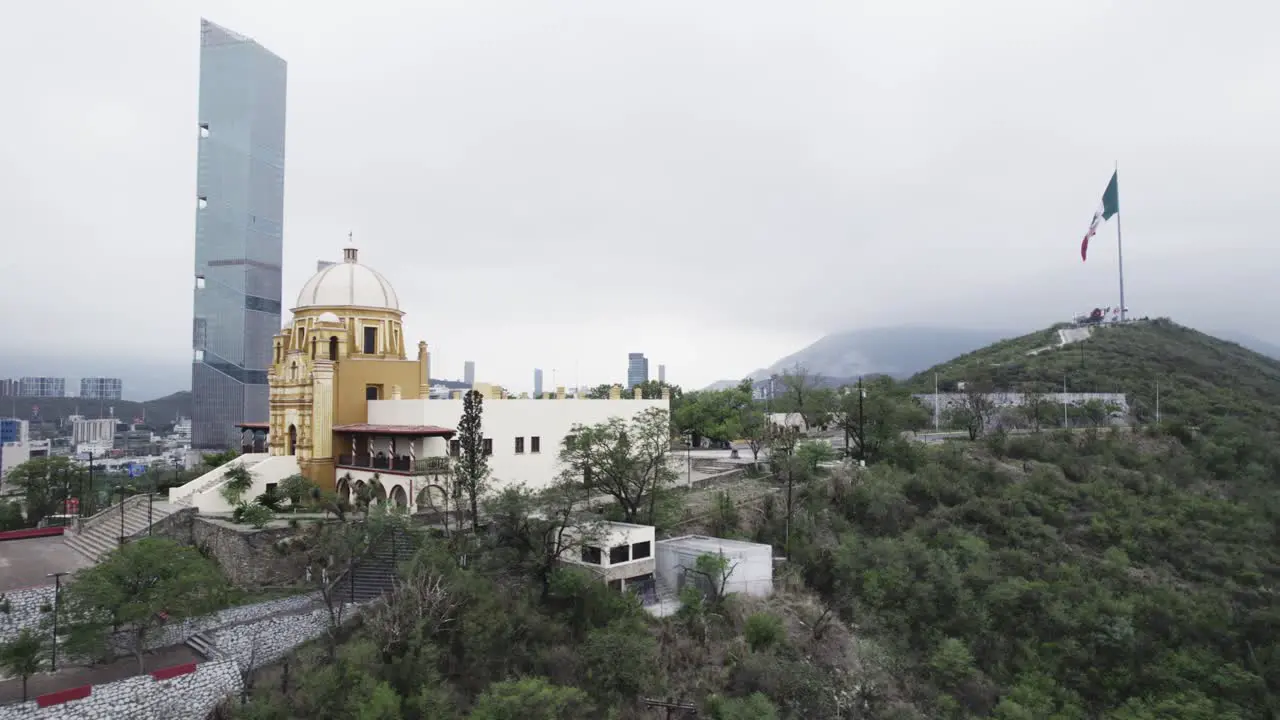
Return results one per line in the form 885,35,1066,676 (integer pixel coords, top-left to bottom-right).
295,248,399,310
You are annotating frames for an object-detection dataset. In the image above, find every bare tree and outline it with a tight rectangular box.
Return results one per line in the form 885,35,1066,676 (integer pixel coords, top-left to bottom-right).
364,565,458,662
1021,387,1048,432
776,365,835,431
741,405,770,469
683,551,738,606
951,383,995,440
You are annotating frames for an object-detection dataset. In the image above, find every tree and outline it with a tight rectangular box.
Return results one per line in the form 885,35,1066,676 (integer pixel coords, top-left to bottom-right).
631,379,682,402
706,693,779,720
685,551,737,606
278,473,313,507
454,390,490,533
220,464,254,506
774,365,836,430
60,538,226,672
768,422,802,557
949,383,995,440
487,478,600,600
741,403,770,468
1020,388,1050,433
5,456,87,527
201,449,238,469
561,408,676,524
0,500,25,531
0,628,44,701
470,677,594,720
673,380,753,442
833,376,930,464
585,384,613,399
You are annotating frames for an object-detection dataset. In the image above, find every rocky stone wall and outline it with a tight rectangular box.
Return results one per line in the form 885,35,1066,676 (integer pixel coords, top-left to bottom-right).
1,659,242,720
0,586,56,644
151,514,307,587
214,602,362,671
106,592,324,658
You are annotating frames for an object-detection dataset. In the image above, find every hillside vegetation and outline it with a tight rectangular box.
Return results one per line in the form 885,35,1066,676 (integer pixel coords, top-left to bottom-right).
910,318,1280,430
201,321,1280,718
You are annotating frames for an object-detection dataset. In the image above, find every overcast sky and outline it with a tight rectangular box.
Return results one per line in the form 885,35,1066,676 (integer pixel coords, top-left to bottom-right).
2,0,1277,399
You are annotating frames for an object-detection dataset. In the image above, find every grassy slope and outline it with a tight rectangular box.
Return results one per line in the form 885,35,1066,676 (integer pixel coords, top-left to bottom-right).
906,318,1280,430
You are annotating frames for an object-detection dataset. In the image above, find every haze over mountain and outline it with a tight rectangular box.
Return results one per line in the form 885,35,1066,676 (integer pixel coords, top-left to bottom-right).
705,326,1020,389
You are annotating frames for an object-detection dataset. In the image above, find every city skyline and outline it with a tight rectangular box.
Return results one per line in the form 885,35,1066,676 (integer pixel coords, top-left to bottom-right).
190,19,287,449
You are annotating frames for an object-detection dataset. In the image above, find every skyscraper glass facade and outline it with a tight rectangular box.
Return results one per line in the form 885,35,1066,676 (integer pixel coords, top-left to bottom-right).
627,353,649,389
191,19,287,449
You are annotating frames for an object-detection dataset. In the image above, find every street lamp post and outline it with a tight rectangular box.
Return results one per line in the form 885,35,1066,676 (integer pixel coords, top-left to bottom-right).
683,431,693,489
118,486,127,546
46,572,68,671
86,452,94,518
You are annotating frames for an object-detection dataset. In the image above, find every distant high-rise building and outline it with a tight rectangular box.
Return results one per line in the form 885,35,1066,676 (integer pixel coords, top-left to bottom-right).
19,377,66,398
464,361,476,386
0,379,16,397
191,19,288,449
80,377,123,400
533,368,544,398
627,353,649,388
658,364,666,384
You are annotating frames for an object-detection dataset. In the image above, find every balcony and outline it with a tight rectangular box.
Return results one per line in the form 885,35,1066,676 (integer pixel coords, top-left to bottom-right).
337,454,414,473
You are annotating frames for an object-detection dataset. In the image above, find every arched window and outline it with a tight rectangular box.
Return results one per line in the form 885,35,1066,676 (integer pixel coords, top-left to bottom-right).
311,337,316,360
288,424,297,456
290,362,299,381
329,336,338,361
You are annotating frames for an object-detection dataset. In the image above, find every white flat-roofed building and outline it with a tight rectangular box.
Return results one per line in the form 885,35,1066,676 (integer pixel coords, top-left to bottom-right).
656,535,774,599
564,521,656,593
73,417,118,447
361,394,669,492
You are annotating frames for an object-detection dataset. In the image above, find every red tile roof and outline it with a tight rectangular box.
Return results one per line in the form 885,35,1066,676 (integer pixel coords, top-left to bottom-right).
333,423,456,437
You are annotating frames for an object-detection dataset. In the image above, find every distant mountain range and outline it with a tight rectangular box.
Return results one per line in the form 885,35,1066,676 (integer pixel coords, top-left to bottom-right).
705,324,1280,391
705,326,1020,390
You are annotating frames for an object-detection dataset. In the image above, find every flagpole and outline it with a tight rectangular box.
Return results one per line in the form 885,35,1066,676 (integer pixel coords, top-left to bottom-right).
1115,162,1126,323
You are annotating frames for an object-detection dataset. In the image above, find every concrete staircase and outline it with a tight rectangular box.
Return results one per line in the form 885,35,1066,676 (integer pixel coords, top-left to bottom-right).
169,454,270,508
329,527,414,604
645,575,683,618
186,631,219,659
64,494,176,563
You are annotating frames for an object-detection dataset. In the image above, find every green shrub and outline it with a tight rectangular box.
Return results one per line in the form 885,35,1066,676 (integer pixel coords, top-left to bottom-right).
238,503,274,528
743,612,785,652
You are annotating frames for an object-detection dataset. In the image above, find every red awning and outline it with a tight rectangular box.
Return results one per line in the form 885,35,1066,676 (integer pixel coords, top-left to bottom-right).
333,423,455,437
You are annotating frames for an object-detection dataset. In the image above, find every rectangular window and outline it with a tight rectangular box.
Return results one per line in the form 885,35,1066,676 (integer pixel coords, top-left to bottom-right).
195,275,206,289
609,545,630,564
514,437,524,454
580,546,602,565
530,436,541,453
631,541,651,559
363,326,377,354
449,439,460,456
482,438,493,456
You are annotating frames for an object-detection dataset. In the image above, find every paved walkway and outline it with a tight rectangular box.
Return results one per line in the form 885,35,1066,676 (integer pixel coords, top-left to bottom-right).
0,538,89,593
0,644,201,706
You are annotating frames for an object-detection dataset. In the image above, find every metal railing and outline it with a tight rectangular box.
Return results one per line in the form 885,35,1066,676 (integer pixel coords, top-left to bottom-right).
336,455,413,472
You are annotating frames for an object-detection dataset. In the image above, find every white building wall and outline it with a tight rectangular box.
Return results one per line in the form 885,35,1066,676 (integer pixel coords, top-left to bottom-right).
367,397,669,491
654,536,774,598
73,418,118,446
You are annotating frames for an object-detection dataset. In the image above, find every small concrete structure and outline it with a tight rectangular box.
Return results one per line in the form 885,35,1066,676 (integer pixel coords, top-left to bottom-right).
655,535,774,599
564,521,655,594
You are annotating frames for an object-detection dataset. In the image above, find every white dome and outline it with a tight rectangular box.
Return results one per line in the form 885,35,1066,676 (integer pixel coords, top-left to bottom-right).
295,249,399,310
316,311,341,323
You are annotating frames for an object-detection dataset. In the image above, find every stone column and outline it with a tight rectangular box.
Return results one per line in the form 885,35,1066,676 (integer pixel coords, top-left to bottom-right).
417,341,430,397
633,386,642,400
609,384,622,400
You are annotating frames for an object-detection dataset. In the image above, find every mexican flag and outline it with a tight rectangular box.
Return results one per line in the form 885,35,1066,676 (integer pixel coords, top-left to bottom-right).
1081,171,1120,261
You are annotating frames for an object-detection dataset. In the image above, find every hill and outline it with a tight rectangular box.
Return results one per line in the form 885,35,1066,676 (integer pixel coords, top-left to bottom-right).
706,326,1018,390
908,318,1280,431
7,391,193,430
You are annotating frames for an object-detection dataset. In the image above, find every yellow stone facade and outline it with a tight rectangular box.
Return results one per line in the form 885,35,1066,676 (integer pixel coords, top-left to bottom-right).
267,252,429,488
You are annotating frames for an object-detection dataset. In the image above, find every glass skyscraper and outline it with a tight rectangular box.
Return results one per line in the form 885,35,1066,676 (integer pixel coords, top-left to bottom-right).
627,353,649,389
191,19,287,449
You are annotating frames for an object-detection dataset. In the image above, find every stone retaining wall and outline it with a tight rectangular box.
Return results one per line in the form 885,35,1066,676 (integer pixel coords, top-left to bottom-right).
106,592,323,657
0,586,56,644
150,514,306,587
1,659,242,720
215,602,361,671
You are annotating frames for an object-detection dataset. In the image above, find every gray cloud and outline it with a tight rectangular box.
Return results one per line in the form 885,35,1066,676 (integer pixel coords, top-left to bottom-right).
2,0,1276,397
